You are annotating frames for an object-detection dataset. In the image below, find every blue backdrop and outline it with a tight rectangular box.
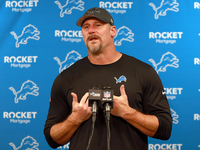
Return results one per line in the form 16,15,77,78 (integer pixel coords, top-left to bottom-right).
0,0,200,150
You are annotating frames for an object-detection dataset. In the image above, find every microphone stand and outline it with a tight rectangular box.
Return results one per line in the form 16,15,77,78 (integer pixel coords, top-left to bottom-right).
102,85,113,150
86,87,101,150
105,103,111,150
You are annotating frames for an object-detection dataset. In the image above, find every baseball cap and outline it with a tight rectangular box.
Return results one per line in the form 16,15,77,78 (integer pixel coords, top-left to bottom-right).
76,7,114,27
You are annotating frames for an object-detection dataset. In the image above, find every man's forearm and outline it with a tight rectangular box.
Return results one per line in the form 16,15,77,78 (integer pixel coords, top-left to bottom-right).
121,107,159,137
50,113,81,145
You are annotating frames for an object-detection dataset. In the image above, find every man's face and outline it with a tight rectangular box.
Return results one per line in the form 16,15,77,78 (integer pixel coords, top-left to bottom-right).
81,18,113,54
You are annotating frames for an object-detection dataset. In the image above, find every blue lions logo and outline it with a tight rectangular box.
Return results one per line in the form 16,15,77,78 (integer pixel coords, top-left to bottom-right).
54,50,82,73
9,136,39,150
9,80,39,103
114,75,127,84
114,26,134,46
10,24,40,48
149,52,179,74
55,0,84,17
149,0,179,19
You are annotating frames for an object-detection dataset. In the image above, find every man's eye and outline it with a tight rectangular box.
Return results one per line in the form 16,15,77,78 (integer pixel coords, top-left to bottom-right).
84,26,89,29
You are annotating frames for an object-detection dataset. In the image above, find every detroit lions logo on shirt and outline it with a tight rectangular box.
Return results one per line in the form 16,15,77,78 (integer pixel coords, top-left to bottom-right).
114,75,127,84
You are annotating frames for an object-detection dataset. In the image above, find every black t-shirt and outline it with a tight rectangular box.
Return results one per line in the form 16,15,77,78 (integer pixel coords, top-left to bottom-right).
44,54,172,150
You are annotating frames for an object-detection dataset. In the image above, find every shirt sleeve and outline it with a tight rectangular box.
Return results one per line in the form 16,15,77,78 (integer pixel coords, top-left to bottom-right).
43,73,71,148
142,67,172,140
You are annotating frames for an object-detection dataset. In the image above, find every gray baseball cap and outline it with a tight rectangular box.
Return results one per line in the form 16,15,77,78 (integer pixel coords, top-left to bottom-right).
76,7,114,27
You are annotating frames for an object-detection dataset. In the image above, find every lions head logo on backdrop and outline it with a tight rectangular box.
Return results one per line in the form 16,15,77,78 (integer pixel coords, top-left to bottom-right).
54,50,82,73
149,0,179,19
9,80,39,103
9,135,39,150
170,109,179,124
10,24,40,48
57,142,70,150
149,52,179,74
114,26,134,46
55,0,84,17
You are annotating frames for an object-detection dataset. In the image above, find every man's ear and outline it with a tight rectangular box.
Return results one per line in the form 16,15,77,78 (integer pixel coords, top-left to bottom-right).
110,26,117,37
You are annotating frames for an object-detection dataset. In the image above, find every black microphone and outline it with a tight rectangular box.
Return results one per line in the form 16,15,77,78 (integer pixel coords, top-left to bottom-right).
89,86,102,114
86,86,102,150
101,85,114,114
102,85,113,150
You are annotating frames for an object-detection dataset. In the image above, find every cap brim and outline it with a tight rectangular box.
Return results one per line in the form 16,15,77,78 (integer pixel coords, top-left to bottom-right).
76,15,111,27
76,15,96,27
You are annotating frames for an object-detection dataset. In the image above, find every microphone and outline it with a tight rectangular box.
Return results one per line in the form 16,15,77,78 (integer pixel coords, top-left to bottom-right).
86,86,102,150
101,85,113,113
102,85,113,150
87,85,114,150
89,86,102,114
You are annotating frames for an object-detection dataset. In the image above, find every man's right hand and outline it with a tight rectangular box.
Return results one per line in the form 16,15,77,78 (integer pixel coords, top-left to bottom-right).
50,92,92,145
70,92,92,125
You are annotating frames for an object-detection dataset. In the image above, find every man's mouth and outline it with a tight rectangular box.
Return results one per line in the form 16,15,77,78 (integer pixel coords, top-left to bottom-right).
89,37,98,41
87,35,100,42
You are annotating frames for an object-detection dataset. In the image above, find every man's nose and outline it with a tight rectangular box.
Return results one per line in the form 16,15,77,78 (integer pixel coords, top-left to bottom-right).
88,26,95,34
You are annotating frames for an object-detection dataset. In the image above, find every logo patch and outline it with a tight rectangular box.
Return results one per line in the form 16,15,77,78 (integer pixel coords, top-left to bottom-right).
55,30,82,43
114,26,134,46
3,111,37,124
4,56,38,68
114,75,127,84
9,136,39,150
149,0,179,19
10,24,40,48
5,0,39,13
149,31,183,44
194,2,200,9
99,1,133,14
9,80,39,103
104,91,111,98
194,114,200,121
54,50,82,73
194,58,200,65
171,108,179,124
57,142,70,150
149,52,179,74
164,87,183,100
55,0,84,17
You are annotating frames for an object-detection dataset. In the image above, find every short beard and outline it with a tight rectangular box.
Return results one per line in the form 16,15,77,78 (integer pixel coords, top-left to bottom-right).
87,43,102,54
86,35,102,54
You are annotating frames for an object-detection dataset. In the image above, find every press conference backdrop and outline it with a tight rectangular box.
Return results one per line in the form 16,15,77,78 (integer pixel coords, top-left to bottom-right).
0,0,200,150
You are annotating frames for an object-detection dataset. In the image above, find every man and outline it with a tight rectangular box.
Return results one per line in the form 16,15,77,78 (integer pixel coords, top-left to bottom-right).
44,7,172,150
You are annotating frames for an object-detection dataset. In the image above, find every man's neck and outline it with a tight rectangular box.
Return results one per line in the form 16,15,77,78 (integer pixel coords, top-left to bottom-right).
88,50,122,65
